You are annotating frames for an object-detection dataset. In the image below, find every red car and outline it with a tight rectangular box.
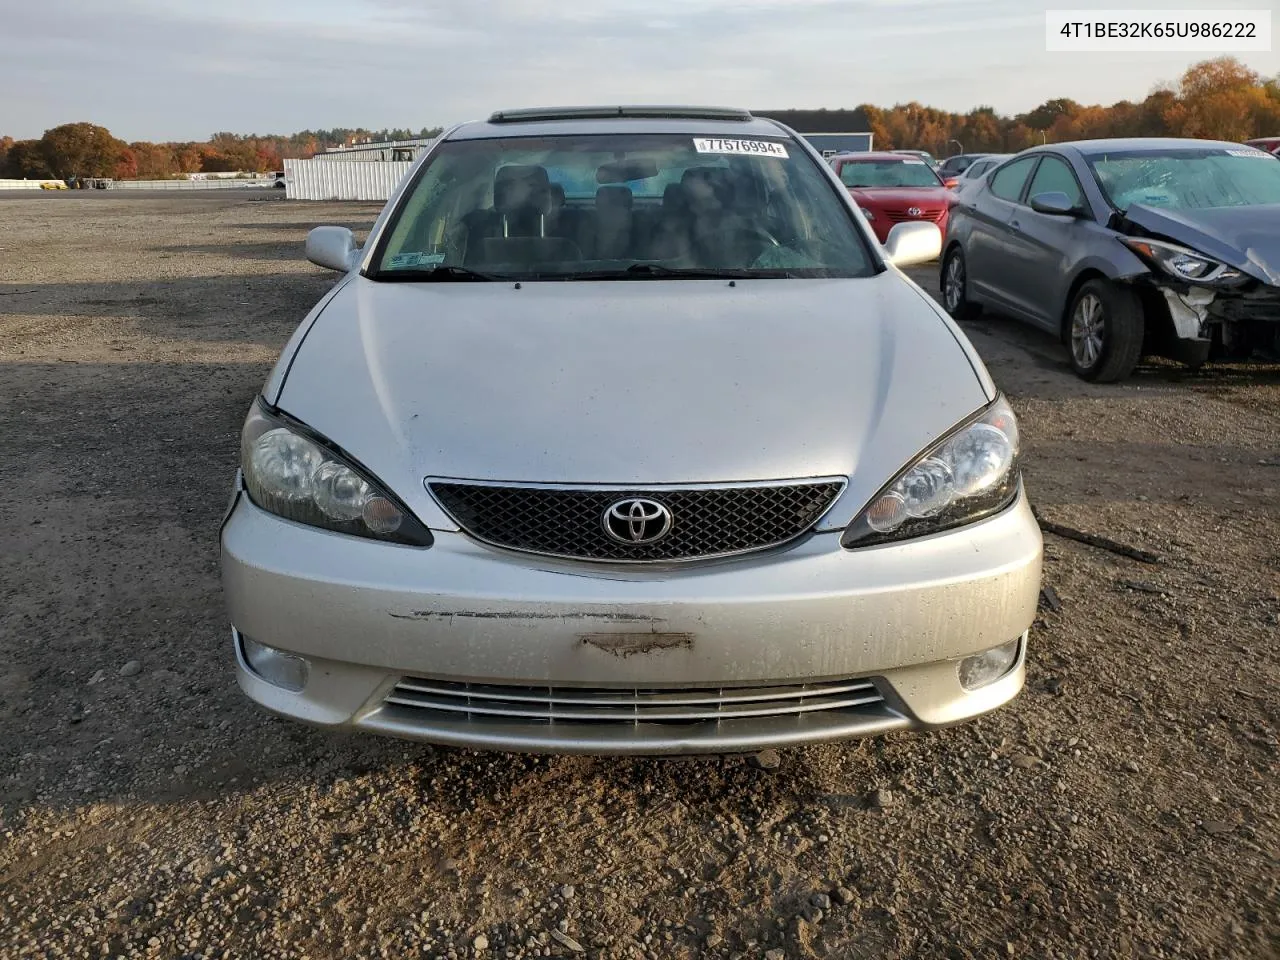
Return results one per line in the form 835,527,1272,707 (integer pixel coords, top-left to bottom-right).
1244,137,1280,156
831,152,952,245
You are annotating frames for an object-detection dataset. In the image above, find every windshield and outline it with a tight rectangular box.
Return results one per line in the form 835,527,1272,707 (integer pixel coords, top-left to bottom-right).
839,160,941,188
370,133,873,280
1087,148,1280,211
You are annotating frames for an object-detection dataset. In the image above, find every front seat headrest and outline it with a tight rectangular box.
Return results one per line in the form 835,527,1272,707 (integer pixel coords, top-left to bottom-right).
494,165,552,215
680,166,732,211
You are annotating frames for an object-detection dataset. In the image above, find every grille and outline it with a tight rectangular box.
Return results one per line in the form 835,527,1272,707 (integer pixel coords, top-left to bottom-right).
885,208,945,223
428,479,845,562
384,677,886,724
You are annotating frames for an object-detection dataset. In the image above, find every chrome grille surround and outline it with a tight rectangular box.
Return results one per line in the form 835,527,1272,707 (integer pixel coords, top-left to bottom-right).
384,676,888,725
426,477,847,563
885,208,945,223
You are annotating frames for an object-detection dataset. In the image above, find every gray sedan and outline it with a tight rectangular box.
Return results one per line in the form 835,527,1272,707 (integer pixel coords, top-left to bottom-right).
220,106,1042,754
942,138,1280,381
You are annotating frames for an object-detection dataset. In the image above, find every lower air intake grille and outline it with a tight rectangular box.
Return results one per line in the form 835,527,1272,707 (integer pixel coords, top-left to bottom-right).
384,677,886,725
427,479,845,562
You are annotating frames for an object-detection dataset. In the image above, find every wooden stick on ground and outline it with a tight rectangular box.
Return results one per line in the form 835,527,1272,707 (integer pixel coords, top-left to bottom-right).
1032,508,1162,565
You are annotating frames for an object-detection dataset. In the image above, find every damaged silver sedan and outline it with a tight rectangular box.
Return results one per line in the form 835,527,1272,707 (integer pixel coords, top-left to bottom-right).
942,138,1280,381
219,106,1042,754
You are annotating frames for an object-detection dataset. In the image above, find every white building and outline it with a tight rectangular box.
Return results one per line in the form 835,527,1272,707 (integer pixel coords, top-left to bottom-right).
318,137,437,162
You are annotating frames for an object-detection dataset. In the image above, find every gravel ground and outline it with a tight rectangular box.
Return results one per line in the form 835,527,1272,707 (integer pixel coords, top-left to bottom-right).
1,194,1276,960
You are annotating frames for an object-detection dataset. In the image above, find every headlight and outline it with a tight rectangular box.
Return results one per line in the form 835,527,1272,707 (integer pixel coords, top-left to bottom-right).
859,206,876,221
240,399,432,546
842,396,1021,547
1120,237,1241,284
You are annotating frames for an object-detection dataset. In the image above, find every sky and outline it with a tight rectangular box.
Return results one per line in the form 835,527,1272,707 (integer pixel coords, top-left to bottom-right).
1,0,1277,141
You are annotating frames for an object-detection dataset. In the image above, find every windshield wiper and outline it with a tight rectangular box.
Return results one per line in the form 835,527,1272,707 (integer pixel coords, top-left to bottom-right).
371,265,502,282
553,264,780,281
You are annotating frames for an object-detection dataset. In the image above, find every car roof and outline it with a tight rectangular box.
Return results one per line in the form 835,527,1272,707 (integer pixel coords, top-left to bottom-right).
444,106,789,141
1039,137,1259,158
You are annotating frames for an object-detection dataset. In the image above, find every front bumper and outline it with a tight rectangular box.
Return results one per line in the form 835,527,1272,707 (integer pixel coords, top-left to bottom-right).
220,485,1042,754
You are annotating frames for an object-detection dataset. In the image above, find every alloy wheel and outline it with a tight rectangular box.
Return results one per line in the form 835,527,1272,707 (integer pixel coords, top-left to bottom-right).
1071,293,1105,369
944,254,965,312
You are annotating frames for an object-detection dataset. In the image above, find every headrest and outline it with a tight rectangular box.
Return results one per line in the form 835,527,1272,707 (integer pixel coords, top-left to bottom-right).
662,183,687,211
680,166,732,210
548,183,566,211
595,185,633,211
494,165,551,215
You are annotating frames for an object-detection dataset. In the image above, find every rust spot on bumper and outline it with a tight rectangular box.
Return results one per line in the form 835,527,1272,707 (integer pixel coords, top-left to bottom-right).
579,632,695,656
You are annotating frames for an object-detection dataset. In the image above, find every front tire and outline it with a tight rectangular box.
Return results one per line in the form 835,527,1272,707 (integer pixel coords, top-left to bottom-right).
941,247,981,321
1067,279,1144,382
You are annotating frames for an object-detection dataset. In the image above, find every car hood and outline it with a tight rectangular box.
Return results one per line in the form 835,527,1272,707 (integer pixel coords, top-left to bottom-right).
1122,203,1280,286
848,187,950,207
276,274,989,530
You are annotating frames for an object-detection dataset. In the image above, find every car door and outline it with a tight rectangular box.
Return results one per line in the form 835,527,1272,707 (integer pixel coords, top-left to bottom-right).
998,154,1094,331
964,155,1039,308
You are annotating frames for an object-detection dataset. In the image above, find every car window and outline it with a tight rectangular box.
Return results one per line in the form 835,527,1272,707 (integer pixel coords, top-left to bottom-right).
988,157,1039,202
838,160,942,188
962,160,989,179
372,133,875,280
1026,156,1084,207
1087,147,1280,211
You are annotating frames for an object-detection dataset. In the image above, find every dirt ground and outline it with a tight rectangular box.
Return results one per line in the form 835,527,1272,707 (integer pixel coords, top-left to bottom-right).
0,194,1276,960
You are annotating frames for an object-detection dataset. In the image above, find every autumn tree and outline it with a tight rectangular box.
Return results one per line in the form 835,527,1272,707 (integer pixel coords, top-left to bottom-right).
1164,57,1280,140
2,140,50,178
38,122,125,178
114,147,139,180
129,141,180,178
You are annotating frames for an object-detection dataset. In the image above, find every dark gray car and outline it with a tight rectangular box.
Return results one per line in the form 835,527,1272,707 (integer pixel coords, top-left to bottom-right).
941,139,1280,381
938,153,996,176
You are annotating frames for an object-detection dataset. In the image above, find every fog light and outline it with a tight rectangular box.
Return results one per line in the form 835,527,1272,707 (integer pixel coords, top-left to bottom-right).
239,635,309,692
957,637,1021,691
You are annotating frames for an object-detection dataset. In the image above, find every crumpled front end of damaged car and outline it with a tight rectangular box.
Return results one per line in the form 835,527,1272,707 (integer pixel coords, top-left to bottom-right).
1114,218,1280,361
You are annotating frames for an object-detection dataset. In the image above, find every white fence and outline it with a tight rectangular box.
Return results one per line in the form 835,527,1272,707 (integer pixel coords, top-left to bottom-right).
0,179,65,190
284,159,413,201
110,178,277,190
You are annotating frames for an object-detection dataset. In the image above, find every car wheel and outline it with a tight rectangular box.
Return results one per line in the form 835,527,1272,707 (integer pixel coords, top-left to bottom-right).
1067,279,1144,382
941,248,980,321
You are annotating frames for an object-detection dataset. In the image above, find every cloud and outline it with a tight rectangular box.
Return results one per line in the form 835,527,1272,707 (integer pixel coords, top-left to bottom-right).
0,0,1275,140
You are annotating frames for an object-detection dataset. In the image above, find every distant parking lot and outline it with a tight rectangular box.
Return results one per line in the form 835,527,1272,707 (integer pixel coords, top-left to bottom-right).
1,193,1276,959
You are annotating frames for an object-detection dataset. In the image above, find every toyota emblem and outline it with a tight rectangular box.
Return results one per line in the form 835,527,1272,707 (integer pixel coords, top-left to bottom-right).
602,498,673,544
906,206,923,217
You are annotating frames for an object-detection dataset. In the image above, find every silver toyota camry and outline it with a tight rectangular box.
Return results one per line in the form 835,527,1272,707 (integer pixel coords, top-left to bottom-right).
220,106,1043,754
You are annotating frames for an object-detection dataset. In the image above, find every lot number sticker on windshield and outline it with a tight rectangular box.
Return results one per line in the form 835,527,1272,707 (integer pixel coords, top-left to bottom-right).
1225,148,1271,158
693,138,788,159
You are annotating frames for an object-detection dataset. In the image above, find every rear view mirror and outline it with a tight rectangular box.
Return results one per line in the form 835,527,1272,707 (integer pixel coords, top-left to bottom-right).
884,221,942,267
1029,191,1081,217
597,158,660,184
305,226,360,272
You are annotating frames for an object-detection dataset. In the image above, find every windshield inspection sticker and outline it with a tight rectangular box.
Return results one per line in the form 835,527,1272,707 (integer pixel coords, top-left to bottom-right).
387,252,445,268
693,138,789,159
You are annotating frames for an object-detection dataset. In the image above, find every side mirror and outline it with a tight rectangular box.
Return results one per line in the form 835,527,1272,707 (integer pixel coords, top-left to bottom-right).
305,226,360,272
883,221,942,268
1029,191,1082,217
